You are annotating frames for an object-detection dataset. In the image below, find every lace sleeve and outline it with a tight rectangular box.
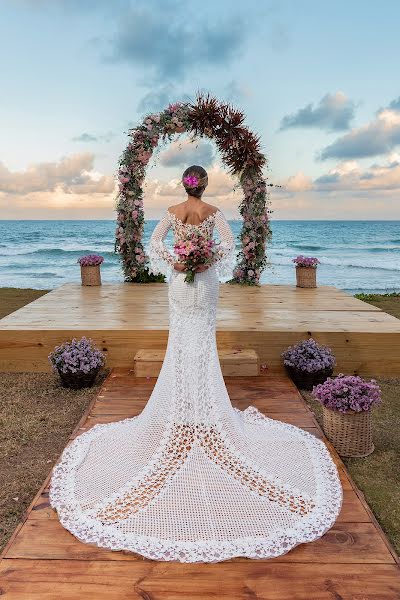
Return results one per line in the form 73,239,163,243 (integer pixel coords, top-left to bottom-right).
147,213,175,280
214,210,236,279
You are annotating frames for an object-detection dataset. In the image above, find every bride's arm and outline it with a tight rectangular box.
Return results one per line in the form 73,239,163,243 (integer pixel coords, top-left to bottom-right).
213,210,236,277
147,213,176,279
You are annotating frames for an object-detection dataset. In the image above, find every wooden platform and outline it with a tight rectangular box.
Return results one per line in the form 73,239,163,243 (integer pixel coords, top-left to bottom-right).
1,283,400,375
134,347,260,376
1,370,399,599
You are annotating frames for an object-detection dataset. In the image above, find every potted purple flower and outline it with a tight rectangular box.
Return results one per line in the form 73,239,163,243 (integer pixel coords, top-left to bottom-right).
313,374,382,457
48,336,106,389
282,338,335,390
78,254,104,286
292,255,320,288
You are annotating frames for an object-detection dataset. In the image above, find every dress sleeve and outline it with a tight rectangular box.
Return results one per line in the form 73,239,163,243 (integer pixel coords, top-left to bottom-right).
147,212,175,279
213,210,236,278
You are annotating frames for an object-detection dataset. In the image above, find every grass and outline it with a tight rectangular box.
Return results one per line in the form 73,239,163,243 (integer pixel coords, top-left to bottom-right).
0,287,108,553
355,291,400,319
0,287,49,319
0,371,108,553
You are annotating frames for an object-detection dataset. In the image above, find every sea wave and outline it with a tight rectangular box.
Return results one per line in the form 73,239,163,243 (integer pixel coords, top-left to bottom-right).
1,247,117,257
271,256,400,271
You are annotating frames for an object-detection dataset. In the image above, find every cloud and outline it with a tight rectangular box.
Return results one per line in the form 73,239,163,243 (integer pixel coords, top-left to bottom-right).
272,157,400,219
72,131,115,143
159,139,215,169
136,85,181,114
107,1,247,83
284,171,313,192
320,99,400,160
280,92,355,132
0,154,115,195
314,154,400,191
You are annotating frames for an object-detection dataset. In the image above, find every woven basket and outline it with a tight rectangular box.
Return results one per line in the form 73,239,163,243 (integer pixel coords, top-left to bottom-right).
296,266,317,288
58,367,100,389
81,265,101,286
285,365,333,390
322,406,374,457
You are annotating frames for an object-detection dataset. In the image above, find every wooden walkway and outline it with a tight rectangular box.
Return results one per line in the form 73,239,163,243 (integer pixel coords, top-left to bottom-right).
1,370,400,599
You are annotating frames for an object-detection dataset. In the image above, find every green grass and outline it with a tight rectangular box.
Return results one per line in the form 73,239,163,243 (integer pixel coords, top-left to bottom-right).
355,291,400,319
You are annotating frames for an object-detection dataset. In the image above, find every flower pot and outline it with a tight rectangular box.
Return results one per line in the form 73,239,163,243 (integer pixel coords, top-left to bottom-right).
285,365,333,390
296,266,317,288
58,367,101,389
81,265,101,286
322,406,374,457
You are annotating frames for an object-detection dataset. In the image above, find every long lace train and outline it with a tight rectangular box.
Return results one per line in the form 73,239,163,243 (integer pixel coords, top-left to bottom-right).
49,210,342,563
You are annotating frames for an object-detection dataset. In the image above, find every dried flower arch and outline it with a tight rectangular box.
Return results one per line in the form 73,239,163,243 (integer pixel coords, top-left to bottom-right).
115,93,272,285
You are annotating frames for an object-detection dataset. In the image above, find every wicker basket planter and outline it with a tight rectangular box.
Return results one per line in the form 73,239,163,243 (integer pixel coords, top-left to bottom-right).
285,365,333,390
296,266,317,288
322,406,374,457
58,367,101,390
81,265,101,286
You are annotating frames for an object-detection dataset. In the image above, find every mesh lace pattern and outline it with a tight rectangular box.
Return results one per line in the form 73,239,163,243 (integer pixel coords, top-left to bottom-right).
49,210,342,563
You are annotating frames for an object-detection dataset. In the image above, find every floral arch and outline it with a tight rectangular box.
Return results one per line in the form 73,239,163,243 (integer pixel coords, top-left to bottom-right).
115,93,272,285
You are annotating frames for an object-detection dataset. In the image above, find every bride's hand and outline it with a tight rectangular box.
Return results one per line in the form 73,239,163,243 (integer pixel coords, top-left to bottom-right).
194,264,209,273
173,262,187,272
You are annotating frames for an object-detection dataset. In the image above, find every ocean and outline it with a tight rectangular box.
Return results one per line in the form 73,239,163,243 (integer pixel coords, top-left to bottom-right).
0,220,399,294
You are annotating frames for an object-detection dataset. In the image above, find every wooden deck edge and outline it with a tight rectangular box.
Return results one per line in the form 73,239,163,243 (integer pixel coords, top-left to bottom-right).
0,369,113,561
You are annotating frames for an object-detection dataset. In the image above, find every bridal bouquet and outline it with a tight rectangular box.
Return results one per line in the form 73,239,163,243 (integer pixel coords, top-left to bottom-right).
174,233,218,283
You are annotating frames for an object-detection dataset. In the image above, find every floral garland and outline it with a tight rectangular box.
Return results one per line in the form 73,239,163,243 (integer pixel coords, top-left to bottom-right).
115,93,272,285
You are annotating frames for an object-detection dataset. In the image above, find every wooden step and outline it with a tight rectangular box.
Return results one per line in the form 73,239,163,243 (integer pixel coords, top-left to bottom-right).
134,348,259,377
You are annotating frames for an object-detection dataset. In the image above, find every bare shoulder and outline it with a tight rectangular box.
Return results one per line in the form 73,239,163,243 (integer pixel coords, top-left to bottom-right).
167,202,186,216
200,202,219,218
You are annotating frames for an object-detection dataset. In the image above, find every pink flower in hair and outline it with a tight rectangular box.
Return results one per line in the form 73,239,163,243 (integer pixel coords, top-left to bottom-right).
183,175,199,188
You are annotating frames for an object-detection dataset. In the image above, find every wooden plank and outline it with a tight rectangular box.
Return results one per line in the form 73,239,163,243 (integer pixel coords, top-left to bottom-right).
3,520,394,563
1,560,400,599
134,347,259,377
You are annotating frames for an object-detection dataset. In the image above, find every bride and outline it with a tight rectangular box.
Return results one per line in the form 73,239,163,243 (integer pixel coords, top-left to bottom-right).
50,165,342,563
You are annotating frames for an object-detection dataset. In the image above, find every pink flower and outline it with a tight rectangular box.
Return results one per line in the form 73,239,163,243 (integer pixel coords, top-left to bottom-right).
131,210,138,220
183,175,199,188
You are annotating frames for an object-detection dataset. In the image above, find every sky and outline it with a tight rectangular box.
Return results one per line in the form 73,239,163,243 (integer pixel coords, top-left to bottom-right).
1,0,400,220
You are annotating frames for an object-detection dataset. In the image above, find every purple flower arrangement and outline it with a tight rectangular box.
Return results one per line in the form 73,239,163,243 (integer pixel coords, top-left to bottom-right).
313,374,382,413
292,255,320,268
78,254,104,267
282,338,336,374
48,336,105,375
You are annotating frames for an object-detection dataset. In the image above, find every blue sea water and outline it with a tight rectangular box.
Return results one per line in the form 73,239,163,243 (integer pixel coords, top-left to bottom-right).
0,220,399,294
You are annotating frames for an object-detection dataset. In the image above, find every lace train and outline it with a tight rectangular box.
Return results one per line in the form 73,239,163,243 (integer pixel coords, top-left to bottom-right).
49,211,342,563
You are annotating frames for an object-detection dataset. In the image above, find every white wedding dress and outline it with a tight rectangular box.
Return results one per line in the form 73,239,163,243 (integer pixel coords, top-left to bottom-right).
50,209,342,563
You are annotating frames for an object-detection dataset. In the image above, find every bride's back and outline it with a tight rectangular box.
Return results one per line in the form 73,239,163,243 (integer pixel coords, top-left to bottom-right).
168,200,218,226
